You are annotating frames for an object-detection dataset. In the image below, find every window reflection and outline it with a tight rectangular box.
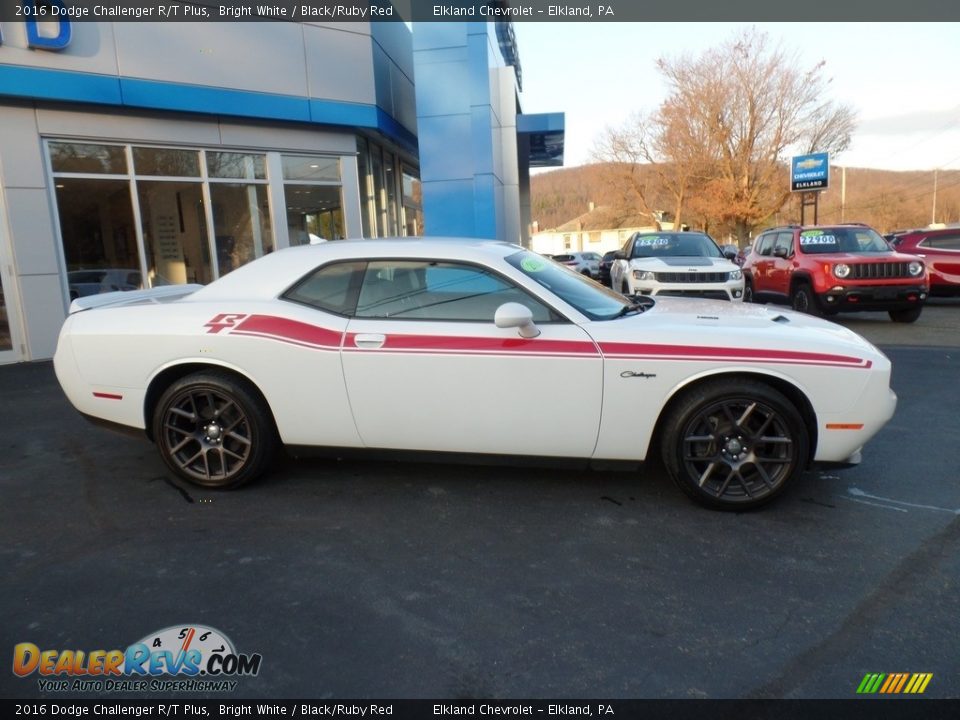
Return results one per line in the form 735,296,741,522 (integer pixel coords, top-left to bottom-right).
137,181,212,286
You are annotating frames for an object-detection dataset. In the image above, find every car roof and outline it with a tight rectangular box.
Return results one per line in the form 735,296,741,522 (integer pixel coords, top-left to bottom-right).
191,238,524,301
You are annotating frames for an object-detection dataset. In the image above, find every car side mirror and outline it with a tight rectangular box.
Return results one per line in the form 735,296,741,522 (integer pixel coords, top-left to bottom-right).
773,246,789,259
495,302,540,339
614,252,626,260
722,246,738,260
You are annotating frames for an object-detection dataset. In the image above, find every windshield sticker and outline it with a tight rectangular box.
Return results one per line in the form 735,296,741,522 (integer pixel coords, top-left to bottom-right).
637,237,670,247
800,233,837,245
521,257,546,272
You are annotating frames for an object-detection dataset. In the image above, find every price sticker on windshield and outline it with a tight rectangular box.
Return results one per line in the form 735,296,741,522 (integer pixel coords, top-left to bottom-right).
521,257,546,272
637,237,670,246
799,231,837,245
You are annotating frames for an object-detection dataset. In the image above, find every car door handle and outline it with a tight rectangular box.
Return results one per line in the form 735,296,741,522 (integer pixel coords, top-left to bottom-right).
353,333,386,349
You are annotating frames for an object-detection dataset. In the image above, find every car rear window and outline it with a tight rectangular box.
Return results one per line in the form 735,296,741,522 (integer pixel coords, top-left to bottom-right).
552,254,575,262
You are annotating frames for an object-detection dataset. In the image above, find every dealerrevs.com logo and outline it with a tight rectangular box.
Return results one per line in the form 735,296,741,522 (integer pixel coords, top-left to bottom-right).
13,624,262,693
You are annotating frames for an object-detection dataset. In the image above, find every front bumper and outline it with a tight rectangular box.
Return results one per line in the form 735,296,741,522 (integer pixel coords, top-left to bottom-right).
818,283,927,311
631,279,745,302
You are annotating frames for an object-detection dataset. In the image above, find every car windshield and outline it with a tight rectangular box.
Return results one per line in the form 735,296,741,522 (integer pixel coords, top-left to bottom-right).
798,228,892,254
506,251,633,321
631,233,722,259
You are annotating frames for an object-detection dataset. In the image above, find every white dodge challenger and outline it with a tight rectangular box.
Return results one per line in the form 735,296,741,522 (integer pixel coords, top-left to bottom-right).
54,239,896,509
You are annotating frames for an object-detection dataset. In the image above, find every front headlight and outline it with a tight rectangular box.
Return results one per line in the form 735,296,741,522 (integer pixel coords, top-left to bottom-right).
834,263,851,279
908,261,924,276
633,270,655,281
729,269,742,281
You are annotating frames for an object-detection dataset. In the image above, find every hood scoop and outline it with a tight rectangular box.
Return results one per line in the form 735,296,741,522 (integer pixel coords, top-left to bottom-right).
771,315,790,323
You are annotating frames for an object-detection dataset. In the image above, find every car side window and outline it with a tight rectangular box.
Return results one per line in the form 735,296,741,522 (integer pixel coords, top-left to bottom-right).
928,235,960,250
773,232,793,256
756,234,775,256
283,260,366,315
355,260,557,322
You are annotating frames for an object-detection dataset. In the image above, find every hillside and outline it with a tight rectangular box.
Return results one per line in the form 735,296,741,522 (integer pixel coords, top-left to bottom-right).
531,164,960,239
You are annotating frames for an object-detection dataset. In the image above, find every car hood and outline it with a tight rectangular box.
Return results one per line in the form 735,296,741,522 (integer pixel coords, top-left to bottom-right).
589,297,887,364
628,256,737,271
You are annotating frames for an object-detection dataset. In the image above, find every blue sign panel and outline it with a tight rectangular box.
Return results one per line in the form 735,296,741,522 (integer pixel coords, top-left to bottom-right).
791,152,829,192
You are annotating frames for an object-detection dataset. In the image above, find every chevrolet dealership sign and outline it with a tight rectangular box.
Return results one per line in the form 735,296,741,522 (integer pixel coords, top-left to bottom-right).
791,152,829,192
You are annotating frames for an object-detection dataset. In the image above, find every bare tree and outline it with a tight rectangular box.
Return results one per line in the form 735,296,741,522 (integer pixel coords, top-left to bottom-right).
595,27,857,244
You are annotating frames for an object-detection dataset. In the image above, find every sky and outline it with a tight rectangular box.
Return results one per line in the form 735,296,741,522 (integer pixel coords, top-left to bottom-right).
513,22,960,173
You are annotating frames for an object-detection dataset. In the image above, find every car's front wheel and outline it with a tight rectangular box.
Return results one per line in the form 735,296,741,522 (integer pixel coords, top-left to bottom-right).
889,306,922,323
743,279,754,303
660,379,809,510
153,371,278,489
791,282,821,317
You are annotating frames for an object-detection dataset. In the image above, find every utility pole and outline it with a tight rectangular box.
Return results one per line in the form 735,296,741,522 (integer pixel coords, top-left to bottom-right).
841,166,846,223
932,169,938,225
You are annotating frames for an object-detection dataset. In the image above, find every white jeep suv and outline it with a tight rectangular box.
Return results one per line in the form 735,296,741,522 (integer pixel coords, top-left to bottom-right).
610,232,744,301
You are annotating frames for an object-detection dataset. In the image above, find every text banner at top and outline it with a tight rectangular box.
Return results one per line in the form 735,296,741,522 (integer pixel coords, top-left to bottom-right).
1,0,959,22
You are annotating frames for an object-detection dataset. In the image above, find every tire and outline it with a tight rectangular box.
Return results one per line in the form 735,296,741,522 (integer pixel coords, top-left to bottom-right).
660,379,809,510
152,371,278,489
621,280,630,295
791,282,821,317
743,280,754,303
889,307,922,323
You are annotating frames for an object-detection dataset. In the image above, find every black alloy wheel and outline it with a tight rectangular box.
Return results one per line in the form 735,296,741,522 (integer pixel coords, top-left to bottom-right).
791,283,821,317
661,379,809,510
153,371,277,489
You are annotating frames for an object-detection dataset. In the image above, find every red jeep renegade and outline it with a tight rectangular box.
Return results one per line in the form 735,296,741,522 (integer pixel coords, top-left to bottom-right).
742,223,928,323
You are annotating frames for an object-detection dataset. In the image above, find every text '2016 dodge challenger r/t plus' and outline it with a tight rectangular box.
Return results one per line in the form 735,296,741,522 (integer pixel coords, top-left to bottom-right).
54,239,896,510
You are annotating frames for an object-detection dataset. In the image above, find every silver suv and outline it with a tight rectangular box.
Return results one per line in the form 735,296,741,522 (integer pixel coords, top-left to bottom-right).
551,252,602,279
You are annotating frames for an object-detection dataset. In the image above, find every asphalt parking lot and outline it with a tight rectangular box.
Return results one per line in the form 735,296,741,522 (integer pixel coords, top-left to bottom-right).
1,300,958,700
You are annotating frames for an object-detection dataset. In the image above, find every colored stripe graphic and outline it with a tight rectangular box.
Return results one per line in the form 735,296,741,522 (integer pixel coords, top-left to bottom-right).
214,314,872,369
857,673,932,694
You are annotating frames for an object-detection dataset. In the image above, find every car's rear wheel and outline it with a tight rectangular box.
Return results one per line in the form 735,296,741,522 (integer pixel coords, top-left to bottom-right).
660,379,809,510
743,279,754,303
153,371,278,489
889,307,922,323
791,282,821,317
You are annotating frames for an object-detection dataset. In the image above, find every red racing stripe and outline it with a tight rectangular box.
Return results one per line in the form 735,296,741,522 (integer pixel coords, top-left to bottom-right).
598,342,870,367
217,314,869,368
231,314,343,349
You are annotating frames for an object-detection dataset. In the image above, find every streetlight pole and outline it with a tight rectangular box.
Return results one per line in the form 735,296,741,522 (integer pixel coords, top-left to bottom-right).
932,169,938,225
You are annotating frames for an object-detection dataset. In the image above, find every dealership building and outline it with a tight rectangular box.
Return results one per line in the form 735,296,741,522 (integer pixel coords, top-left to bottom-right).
0,16,563,363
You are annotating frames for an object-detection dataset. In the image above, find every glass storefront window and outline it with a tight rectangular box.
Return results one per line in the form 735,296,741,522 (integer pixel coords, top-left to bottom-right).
49,142,127,174
53,178,141,299
384,160,399,236
133,147,201,177
210,183,273,275
281,155,340,182
357,138,373,238
207,152,267,180
285,185,344,244
402,168,423,236
370,144,387,237
137,181,212,286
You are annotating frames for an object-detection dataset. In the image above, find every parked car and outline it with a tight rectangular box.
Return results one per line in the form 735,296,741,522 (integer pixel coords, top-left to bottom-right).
598,250,618,286
887,226,960,296
609,231,744,301
742,223,928,322
54,238,896,510
68,269,143,301
551,252,602,278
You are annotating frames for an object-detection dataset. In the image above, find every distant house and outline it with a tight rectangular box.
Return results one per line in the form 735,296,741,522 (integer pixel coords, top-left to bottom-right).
530,205,674,255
